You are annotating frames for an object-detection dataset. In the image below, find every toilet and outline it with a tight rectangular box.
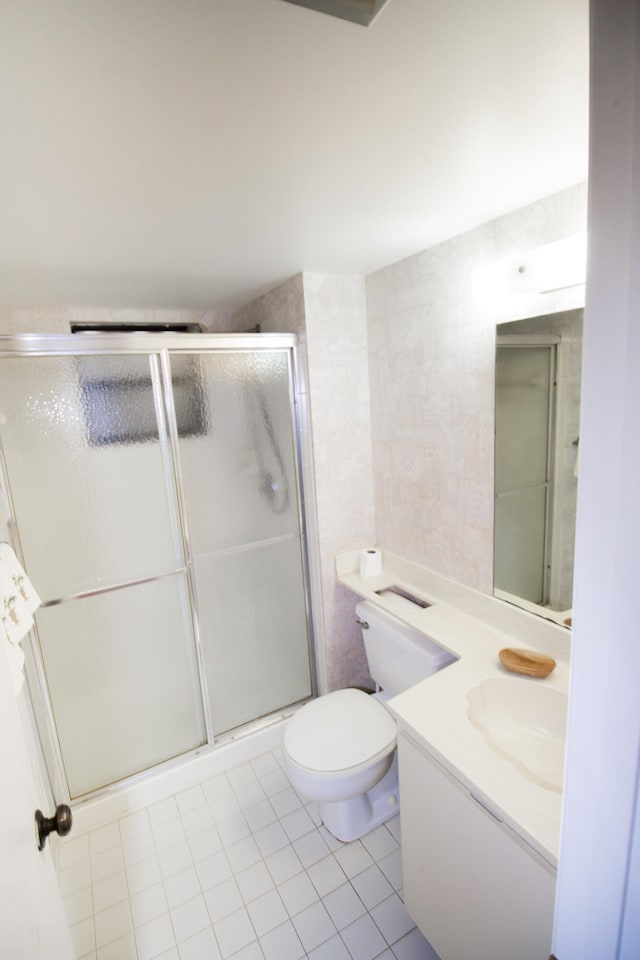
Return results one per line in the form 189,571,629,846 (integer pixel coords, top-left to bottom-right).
283,600,455,842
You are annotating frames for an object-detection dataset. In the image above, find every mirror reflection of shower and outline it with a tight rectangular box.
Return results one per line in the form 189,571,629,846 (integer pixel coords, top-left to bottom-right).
493,308,583,621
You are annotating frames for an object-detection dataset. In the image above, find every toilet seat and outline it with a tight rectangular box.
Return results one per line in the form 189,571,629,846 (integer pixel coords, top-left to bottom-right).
284,688,396,775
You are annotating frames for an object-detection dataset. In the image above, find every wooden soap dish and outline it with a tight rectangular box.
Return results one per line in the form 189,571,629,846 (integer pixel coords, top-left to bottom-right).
498,647,556,679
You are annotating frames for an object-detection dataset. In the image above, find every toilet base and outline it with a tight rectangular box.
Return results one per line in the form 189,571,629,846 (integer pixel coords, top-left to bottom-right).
318,753,399,842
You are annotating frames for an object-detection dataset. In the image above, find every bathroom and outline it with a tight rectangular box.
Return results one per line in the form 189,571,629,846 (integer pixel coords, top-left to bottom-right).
0,2,638,959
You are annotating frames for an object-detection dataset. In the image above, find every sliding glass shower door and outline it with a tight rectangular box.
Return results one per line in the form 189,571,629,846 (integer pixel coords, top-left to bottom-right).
0,335,313,800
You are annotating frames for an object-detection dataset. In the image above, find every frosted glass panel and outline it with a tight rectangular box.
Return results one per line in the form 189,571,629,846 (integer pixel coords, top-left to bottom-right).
177,350,312,735
36,575,206,798
195,538,312,735
177,352,300,553
0,355,180,602
494,486,547,603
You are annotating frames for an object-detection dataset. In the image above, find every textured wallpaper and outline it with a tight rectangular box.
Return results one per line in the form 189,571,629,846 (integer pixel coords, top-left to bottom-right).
366,183,587,595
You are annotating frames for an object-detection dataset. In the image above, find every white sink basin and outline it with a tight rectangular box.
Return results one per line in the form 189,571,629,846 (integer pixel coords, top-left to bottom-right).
467,676,568,793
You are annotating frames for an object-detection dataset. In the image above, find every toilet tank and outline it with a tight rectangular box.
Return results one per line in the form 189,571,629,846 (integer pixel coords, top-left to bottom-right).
356,600,455,697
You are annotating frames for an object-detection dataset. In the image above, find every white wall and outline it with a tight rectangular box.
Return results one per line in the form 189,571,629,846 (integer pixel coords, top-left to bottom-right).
366,183,587,595
553,0,640,955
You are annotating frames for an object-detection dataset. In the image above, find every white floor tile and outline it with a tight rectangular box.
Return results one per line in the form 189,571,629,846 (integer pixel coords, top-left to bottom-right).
171,893,211,943
280,807,315,842
322,882,367,930
210,792,242,821
203,877,244,924
258,769,290,798
94,897,133,949
158,841,194,880
250,752,280,779
340,912,388,960
292,830,330,868
243,799,277,833
246,889,288,936
59,860,92,897
134,912,176,960
126,855,162,896
385,816,401,845
176,785,206,816
130,882,168,928
235,860,274,903
377,849,404,891
91,845,126,884
59,834,90,870
181,805,215,839
92,870,129,914
153,817,187,853
178,925,223,960
306,933,351,960
259,920,305,960
291,900,337,952
361,824,399,862
350,863,394,910
122,831,156,867
164,866,201,909
391,927,441,959
89,823,121,857
217,813,252,847
264,844,304,885
213,905,256,958
226,836,262,873
253,821,289,858
60,744,419,960
202,773,233,803
235,781,267,811
63,884,93,926
96,931,137,960
70,917,95,957
228,763,257,790
195,849,233,891
269,788,302,818
149,797,180,829
119,809,151,841
334,840,374,879
188,826,223,862
229,941,265,960
370,893,415,945
306,856,347,898
277,871,319,917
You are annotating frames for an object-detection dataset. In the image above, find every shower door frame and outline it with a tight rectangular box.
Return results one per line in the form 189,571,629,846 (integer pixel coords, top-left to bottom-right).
0,332,318,807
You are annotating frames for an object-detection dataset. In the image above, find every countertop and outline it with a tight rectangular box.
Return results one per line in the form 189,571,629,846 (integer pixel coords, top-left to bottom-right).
336,549,570,867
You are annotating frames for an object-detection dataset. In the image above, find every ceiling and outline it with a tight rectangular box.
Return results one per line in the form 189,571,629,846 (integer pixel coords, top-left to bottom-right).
0,0,589,311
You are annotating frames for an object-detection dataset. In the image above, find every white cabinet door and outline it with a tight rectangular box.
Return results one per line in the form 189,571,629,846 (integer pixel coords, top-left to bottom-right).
398,731,555,960
0,647,74,959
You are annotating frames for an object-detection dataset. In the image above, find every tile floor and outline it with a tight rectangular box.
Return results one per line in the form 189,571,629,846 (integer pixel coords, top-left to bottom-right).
57,745,440,960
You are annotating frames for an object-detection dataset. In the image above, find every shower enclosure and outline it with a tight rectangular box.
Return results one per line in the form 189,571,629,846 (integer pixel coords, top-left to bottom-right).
0,333,315,802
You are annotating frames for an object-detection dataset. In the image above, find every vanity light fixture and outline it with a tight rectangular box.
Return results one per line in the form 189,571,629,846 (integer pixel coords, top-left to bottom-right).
472,232,587,309
281,0,393,27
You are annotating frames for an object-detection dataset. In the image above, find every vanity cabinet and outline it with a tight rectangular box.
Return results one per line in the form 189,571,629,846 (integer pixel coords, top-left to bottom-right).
398,731,556,960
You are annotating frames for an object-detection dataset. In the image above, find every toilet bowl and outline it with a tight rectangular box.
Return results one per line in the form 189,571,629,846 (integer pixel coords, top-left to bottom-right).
282,599,456,841
283,687,398,841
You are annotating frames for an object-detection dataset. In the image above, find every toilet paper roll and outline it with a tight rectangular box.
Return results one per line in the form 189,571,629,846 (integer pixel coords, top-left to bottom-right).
360,548,382,578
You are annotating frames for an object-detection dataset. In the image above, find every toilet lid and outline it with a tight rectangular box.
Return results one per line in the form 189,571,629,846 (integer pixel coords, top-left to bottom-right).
284,689,396,774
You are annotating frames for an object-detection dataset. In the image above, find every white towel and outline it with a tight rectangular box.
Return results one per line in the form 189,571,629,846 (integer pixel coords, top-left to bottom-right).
0,544,41,695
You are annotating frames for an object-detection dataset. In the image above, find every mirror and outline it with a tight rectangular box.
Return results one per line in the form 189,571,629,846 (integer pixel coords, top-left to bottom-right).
493,308,583,625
